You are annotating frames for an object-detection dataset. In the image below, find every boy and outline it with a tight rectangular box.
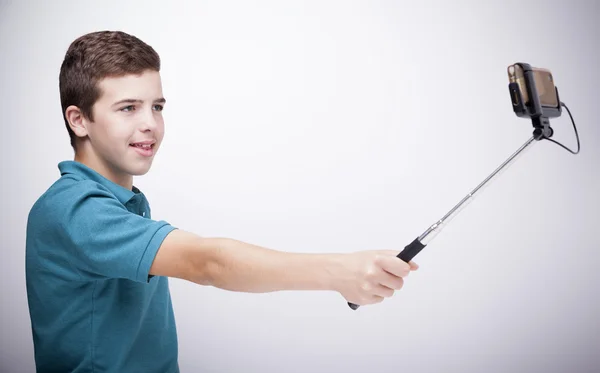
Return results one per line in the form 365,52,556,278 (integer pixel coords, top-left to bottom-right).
25,30,418,372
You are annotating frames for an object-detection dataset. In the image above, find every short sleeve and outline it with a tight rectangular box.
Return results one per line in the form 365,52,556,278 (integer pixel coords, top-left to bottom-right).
54,181,177,283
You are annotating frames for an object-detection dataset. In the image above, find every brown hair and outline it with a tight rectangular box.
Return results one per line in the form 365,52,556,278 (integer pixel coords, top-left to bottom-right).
59,31,161,150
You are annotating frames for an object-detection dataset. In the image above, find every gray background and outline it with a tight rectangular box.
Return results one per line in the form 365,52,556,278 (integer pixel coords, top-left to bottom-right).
2,1,599,372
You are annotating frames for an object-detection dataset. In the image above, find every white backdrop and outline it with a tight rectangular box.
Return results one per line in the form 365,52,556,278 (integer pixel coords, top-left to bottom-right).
2,1,599,372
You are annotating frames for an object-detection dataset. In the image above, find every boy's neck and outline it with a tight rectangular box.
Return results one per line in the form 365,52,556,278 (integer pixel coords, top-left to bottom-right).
74,150,134,191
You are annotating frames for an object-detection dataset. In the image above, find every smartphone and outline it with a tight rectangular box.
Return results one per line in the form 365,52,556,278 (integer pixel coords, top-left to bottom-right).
507,63,561,118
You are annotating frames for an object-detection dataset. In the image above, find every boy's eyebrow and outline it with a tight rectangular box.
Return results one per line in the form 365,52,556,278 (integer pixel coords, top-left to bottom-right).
112,97,167,106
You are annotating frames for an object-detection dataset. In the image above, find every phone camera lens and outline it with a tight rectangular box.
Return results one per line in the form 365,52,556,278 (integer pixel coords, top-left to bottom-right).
511,88,520,106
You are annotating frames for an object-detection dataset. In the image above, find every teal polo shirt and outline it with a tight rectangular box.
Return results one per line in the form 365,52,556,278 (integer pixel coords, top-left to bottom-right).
25,160,179,373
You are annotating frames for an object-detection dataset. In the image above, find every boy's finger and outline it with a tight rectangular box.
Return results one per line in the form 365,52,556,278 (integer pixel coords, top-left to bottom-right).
377,251,419,269
376,255,411,278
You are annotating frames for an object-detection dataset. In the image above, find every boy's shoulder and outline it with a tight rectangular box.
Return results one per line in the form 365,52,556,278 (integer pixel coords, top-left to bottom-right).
27,161,127,230
26,160,174,284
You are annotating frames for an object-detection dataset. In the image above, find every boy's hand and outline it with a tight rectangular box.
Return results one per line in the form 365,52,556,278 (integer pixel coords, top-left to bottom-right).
331,250,419,306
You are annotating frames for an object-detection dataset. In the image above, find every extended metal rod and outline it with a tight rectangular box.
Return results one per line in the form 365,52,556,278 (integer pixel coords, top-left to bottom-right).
418,135,538,245
348,135,540,310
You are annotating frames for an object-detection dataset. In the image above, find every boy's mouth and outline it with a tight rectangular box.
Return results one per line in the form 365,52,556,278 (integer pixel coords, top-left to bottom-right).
129,141,156,156
130,143,154,149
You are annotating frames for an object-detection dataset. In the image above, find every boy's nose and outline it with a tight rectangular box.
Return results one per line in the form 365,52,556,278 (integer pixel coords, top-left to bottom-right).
140,111,159,131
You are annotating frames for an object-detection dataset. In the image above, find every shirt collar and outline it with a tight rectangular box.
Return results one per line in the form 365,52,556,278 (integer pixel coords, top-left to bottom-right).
58,160,142,205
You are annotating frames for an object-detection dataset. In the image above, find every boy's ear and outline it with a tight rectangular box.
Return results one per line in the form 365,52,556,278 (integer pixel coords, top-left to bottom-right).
65,105,90,138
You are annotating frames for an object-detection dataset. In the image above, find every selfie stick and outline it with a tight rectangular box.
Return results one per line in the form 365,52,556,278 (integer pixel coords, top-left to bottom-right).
347,134,538,310
348,62,573,310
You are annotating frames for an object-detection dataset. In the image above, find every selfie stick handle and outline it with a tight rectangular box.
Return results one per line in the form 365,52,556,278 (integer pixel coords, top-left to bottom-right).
348,134,539,310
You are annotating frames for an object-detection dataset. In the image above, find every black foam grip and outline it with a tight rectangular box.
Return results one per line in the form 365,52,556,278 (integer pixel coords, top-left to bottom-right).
347,237,426,310
397,237,426,262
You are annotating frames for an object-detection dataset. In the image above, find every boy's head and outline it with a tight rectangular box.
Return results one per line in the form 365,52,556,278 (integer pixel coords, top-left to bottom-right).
60,30,165,186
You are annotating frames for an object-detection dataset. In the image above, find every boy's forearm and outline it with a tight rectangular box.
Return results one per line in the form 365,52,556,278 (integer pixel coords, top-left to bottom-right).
155,229,416,305
193,237,341,293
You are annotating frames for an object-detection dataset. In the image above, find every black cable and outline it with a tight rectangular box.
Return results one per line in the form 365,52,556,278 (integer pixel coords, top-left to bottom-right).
542,102,581,154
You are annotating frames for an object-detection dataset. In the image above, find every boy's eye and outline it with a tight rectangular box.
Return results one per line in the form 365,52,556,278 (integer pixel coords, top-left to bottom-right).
119,104,164,112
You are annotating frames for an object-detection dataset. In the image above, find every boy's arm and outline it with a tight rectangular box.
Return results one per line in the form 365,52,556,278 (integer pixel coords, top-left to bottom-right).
150,229,418,306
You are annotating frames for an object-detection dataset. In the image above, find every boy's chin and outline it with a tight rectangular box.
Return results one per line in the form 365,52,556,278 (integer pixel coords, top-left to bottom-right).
126,161,154,176
130,167,152,176
130,169,150,176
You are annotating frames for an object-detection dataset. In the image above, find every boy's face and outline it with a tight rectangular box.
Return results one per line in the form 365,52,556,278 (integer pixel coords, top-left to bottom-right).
74,70,166,186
